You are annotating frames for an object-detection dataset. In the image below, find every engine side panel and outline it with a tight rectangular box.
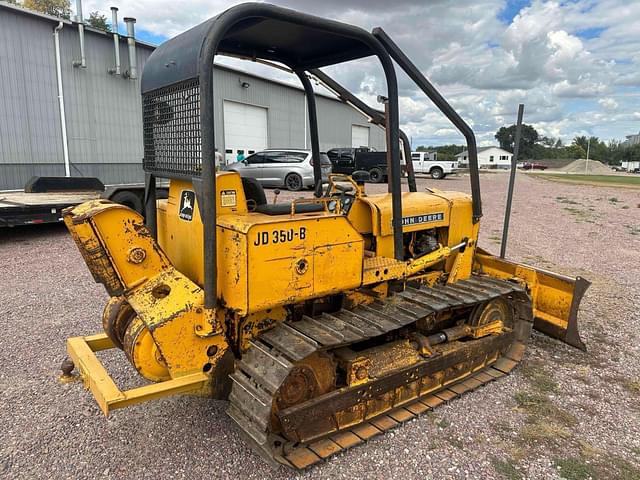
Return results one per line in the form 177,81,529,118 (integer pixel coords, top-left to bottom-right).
228,214,364,314
159,174,365,316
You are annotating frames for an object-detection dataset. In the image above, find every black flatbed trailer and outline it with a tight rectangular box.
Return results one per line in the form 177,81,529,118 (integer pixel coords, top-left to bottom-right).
0,177,164,227
0,190,104,227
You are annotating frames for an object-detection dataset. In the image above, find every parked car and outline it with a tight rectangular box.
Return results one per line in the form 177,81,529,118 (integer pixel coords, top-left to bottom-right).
611,166,627,172
224,149,332,191
410,151,458,179
520,162,548,170
327,147,393,183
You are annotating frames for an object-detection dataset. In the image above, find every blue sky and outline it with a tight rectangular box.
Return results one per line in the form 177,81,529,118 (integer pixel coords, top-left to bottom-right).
135,28,166,45
498,0,531,23
84,0,639,147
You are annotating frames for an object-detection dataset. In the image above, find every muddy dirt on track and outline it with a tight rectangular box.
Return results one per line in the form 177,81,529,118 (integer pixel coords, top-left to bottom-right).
0,172,638,479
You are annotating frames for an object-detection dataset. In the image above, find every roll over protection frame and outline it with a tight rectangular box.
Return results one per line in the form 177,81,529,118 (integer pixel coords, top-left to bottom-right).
373,28,482,222
140,3,485,311
141,3,404,309
309,68,417,193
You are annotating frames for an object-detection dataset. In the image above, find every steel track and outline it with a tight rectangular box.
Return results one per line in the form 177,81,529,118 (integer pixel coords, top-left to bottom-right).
227,275,533,469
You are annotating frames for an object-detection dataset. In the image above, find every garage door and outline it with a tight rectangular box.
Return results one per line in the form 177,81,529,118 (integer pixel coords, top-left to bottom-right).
223,101,268,164
351,124,370,148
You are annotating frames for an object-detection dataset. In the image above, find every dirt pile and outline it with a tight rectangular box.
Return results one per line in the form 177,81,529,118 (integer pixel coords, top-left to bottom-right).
559,159,614,174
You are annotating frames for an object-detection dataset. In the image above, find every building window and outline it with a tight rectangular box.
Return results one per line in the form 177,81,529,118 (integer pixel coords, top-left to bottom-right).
464,156,467,161
489,156,494,162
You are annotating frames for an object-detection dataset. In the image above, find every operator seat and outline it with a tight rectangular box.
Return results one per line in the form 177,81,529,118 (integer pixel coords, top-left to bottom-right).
240,177,325,215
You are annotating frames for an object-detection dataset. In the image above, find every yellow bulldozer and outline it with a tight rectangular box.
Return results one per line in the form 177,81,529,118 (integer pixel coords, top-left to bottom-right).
61,3,588,469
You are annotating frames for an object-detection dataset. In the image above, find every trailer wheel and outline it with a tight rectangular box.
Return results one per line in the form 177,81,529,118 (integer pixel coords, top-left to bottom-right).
369,167,384,183
430,167,444,180
110,190,143,214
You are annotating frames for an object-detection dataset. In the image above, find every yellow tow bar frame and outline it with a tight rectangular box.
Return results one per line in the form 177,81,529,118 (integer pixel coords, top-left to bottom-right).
67,333,209,415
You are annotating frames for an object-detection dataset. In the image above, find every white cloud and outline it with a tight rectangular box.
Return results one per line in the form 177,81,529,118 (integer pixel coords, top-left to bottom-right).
552,79,608,98
80,0,640,146
598,97,619,111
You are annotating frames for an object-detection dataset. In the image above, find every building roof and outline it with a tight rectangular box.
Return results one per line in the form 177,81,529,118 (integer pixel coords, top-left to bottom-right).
0,2,158,49
455,146,512,157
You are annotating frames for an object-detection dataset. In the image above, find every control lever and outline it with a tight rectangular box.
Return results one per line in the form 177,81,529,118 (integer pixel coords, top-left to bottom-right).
272,189,280,204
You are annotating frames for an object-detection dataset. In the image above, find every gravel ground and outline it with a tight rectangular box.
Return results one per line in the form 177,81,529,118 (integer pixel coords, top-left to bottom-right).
1,172,638,479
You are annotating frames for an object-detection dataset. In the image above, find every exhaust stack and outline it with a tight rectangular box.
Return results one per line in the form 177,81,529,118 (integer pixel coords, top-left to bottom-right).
72,0,86,68
108,7,121,75
123,17,137,79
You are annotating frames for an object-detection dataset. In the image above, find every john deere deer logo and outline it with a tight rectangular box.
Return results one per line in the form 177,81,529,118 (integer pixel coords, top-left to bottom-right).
179,190,195,221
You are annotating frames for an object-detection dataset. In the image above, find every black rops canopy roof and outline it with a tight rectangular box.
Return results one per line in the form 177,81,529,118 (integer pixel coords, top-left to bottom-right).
141,3,378,93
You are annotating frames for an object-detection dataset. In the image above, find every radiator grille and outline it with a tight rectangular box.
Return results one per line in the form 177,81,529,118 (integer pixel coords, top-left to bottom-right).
142,79,202,177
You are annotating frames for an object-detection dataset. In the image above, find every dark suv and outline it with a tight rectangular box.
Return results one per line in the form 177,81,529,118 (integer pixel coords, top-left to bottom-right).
327,147,388,182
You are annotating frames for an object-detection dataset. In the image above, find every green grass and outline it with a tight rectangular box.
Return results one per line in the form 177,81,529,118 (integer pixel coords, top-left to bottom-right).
492,458,522,480
538,173,640,186
625,379,640,394
514,390,577,448
556,196,581,205
563,207,597,223
626,225,640,236
519,361,559,393
554,457,595,480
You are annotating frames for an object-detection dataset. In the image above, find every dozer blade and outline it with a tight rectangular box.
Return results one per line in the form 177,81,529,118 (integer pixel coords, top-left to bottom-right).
474,249,589,350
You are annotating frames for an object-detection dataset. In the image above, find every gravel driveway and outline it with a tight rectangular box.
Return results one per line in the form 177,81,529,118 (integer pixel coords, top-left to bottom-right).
1,172,638,479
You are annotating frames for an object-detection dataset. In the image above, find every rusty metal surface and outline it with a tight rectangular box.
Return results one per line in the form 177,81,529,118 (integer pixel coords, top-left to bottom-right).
532,275,589,351
226,275,533,470
474,249,588,350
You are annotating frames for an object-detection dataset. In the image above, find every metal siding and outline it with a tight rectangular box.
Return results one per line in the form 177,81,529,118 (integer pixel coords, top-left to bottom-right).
213,68,306,152
0,10,153,189
0,10,62,189
59,28,150,169
315,96,386,152
0,8,386,190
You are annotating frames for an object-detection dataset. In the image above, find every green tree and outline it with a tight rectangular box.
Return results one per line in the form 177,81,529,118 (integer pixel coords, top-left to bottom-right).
416,144,465,162
573,135,589,153
566,144,586,159
572,136,609,162
607,140,625,165
495,123,539,159
87,11,110,31
539,136,555,147
23,0,71,18
622,144,640,163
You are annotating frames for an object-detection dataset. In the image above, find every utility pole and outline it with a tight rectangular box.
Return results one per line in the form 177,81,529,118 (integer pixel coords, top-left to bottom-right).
585,137,591,174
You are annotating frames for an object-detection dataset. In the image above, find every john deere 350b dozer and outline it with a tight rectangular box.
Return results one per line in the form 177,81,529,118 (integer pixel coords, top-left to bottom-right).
62,3,589,469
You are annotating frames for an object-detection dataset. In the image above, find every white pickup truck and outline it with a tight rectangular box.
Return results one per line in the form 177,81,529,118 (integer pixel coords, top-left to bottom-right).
411,151,459,179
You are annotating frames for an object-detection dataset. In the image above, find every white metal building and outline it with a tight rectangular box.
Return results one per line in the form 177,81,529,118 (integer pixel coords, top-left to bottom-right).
456,147,513,169
0,3,385,190
624,131,640,146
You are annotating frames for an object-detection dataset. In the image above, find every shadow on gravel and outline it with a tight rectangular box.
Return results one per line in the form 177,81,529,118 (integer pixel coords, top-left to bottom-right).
0,223,69,244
